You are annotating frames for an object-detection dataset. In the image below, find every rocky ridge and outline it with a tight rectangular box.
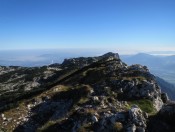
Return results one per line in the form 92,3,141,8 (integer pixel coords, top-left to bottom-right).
0,52,174,132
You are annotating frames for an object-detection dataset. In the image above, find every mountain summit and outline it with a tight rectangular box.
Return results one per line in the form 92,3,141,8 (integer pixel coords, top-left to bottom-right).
0,52,175,132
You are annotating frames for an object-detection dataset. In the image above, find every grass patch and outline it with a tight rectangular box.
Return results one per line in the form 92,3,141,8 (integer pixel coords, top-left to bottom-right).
37,121,58,132
113,122,123,132
122,76,146,82
128,99,156,114
78,97,89,105
51,85,92,103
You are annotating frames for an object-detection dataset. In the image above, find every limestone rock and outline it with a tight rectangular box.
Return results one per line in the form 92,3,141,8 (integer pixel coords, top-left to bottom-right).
91,115,98,123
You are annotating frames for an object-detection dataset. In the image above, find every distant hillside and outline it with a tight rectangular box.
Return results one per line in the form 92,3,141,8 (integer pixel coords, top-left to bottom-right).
156,77,175,100
121,53,162,68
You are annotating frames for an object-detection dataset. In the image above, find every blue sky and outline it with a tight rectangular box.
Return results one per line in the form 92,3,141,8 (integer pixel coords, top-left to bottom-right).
0,0,175,52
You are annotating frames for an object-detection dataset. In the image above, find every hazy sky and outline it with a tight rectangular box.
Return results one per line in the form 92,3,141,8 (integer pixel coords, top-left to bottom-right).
0,0,175,52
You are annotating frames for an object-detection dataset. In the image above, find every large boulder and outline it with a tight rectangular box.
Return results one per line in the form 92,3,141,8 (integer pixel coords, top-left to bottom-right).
127,105,147,132
95,105,147,132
